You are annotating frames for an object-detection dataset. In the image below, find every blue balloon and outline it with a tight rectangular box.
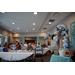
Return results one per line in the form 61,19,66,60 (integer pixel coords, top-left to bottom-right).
56,26,58,28
65,29,68,32
66,44,69,48
61,27,65,31
62,28,65,31
54,34,57,37
56,28,59,31
56,41,59,43
62,33,66,36
55,42,58,45
48,34,50,37
66,40,69,43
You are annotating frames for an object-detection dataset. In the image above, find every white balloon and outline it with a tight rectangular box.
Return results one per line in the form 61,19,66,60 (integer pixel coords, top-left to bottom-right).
63,36,66,39
64,38,67,41
66,34,69,37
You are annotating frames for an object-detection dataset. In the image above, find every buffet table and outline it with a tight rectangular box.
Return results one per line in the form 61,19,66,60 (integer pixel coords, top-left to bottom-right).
50,55,73,62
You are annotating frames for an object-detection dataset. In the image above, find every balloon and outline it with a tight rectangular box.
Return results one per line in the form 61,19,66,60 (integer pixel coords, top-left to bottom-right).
63,36,66,39
56,28,59,31
62,33,66,36
48,34,50,37
56,41,59,43
56,26,58,28
66,40,69,43
65,29,68,33
64,38,67,41
55,42,58,45
54,34,57,37
65,34,69,37
66,44,69,48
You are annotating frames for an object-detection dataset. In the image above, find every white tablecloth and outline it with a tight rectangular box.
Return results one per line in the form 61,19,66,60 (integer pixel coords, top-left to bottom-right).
0,48,49,61
0,50,34,61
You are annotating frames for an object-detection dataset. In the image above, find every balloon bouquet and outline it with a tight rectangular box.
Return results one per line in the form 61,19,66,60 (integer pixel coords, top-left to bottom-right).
53,23,70,56
44,33,51,40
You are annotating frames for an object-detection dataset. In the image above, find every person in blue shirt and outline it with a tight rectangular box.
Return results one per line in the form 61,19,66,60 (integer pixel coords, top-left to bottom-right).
3,45,8,52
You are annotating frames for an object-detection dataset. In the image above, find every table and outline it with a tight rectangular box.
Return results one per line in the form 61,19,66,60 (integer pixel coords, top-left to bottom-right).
50,55,73,62
0,50,34,61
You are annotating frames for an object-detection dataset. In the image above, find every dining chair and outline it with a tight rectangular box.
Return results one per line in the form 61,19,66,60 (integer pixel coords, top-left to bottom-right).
34,48,43,62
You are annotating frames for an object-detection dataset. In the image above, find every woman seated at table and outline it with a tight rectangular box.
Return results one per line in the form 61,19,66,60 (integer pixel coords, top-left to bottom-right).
26,43,34,51
41,44,47,48
70,49,75,62
15,42,21,50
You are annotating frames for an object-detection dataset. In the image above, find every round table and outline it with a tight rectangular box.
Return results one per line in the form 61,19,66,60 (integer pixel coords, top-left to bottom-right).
0,50,34,61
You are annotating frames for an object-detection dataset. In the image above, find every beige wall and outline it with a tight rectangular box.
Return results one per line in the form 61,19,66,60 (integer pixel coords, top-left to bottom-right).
13,32,46,37
13,37,20,43
0,27,13,43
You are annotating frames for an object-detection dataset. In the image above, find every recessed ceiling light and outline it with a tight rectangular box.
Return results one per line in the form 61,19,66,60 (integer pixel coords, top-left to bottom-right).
26,30,28,32
33,23,36,25
17,28,19,29
10,29,12,31
1,12,6,13
12,22,15,24
33,12,38,15
49,22,51,24
42,30,43,32
33,28,35,30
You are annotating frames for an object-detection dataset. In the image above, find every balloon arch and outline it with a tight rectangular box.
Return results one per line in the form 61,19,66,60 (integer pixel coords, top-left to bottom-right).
44,23,70,50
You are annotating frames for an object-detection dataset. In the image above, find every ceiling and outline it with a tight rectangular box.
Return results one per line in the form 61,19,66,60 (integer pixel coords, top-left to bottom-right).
0,12,72,33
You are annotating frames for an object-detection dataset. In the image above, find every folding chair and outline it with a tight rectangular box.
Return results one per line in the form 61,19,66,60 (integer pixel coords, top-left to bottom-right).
34,48,43,62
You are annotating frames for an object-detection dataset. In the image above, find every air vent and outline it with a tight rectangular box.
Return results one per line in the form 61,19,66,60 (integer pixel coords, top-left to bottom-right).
49,19,55,22
53,12,61,17
43,28,47,29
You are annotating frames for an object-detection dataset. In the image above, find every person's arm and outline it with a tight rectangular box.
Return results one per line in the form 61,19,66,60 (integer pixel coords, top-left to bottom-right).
26,46,28,50
70,49,74,56
32,46,34,50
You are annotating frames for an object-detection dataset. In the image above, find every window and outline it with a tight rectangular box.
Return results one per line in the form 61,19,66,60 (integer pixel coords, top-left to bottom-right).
0,34,7,45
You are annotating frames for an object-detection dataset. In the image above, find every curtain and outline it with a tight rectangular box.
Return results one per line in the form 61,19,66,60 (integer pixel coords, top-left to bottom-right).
20,37,24,44
8,36,10,44
70,21,75,51
37,37,42,45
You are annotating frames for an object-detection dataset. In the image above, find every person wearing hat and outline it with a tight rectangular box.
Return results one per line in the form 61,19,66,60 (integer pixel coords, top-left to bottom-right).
26,43,34,51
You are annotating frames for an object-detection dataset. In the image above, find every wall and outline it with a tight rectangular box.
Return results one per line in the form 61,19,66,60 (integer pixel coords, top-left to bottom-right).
13,37,20,43
13,32,46,37
49,13,75,45
0,27,13,43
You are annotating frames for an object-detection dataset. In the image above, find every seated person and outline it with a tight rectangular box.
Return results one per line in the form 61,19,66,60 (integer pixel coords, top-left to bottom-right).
32,43,35,47
26,43,34,51
24,42,28,47
37,43,41,47
41,44,47,48
70,49,75,62
15,42,21,50
2,45,8,52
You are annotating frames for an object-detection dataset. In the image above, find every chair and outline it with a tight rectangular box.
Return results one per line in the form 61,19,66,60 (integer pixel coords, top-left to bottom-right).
34,48,43,62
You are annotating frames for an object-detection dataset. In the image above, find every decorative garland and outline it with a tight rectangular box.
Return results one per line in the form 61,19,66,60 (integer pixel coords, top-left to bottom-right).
53,23,69,50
